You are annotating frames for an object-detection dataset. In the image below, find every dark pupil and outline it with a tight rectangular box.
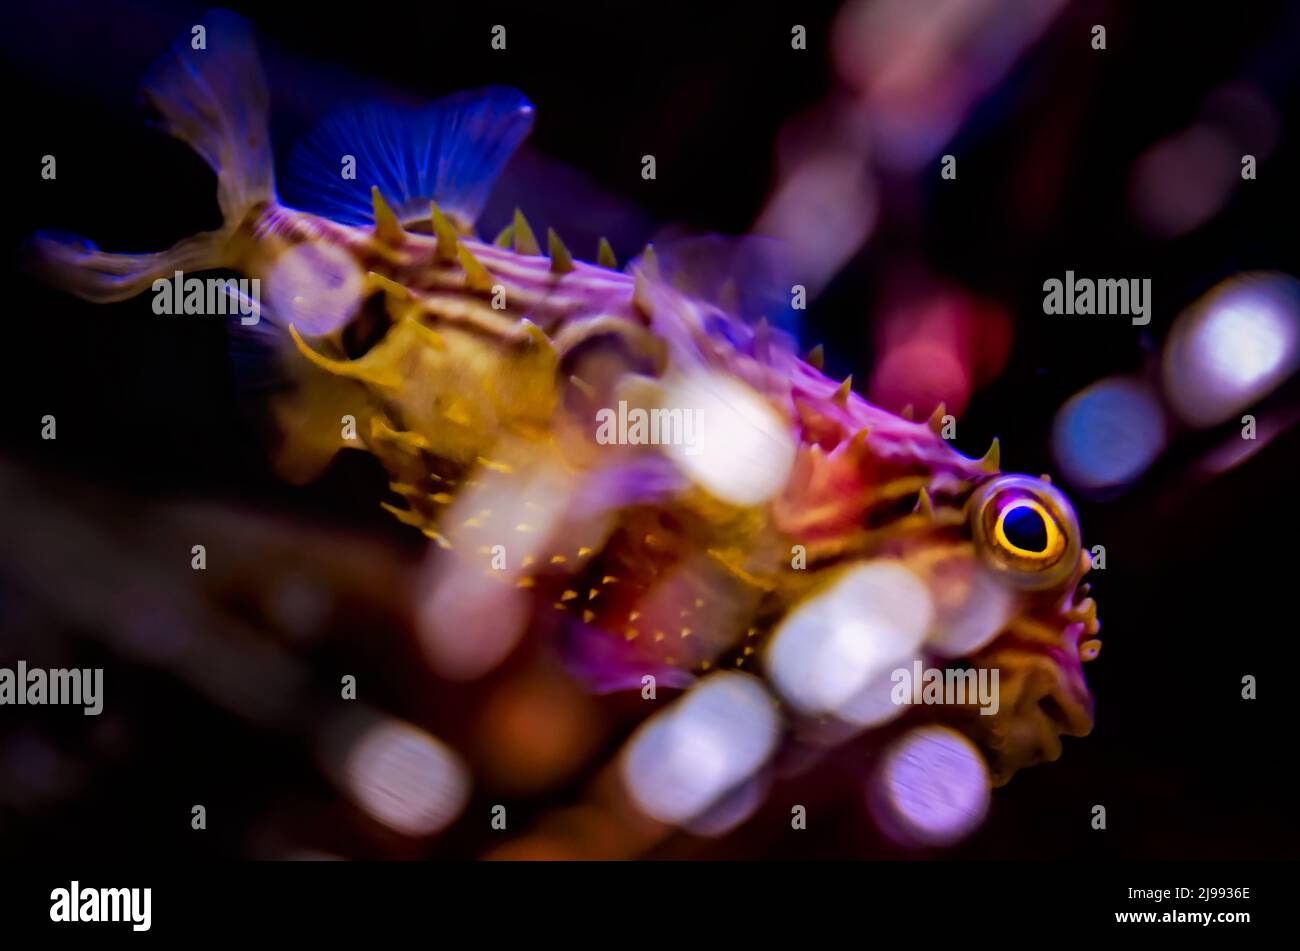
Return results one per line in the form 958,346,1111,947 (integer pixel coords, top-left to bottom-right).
1003,505,1048,553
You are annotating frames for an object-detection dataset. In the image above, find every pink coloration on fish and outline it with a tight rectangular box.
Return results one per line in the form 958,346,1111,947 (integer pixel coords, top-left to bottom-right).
26,10,1100,791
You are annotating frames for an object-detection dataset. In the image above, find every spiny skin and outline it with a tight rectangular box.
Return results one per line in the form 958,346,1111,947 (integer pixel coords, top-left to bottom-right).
28,188,1102,787
24,7,1100,789
232,196,1101,785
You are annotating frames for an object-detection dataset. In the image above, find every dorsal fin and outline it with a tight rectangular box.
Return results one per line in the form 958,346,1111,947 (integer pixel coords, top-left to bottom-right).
282,87,534,229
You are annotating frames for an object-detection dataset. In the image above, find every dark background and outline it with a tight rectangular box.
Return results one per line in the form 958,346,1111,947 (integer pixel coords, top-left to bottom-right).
1,0,1298,860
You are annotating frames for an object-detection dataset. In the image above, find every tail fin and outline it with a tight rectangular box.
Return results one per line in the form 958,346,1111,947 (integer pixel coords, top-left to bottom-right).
141,9,275,220
24,230,231,304
24,9,274,302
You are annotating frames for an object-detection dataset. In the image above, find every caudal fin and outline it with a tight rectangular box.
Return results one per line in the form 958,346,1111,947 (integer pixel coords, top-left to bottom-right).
141,8,275,220
25,9,274,302
23,230,231,303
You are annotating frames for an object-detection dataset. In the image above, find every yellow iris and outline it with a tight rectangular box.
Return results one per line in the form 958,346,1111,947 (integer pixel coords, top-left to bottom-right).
993,498,1064,562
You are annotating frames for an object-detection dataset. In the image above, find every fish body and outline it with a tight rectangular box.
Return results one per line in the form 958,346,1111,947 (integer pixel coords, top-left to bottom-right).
28,10,1100,785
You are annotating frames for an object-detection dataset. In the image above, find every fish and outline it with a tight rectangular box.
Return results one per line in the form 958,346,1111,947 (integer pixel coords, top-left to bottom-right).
25,9,1100,788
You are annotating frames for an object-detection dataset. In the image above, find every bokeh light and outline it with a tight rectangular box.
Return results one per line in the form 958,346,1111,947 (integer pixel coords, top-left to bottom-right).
869,725,990,848
1130,81,1280,238
659,370,797,507
753,150,879,294
832,0,1068,170
1162,272,1300,428
1130,124,1239,238
869,290,1012,416
765,561,933,718
476,671,603,794
917,557,1012,659
325,712,471,837
265,242,366,336
621,672,780,827
835,652,922,729
1052,377,1167,494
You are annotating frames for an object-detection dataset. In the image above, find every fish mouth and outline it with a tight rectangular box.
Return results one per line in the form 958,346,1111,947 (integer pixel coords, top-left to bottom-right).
951,571,1100,785
963,636,1096,785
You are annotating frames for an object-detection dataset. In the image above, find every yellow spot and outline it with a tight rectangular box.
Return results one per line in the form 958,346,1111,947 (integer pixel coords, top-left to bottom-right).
516,577,535,589
515,523,535,533
625,628,639,640
601,575,618,584
431,493,454,504
522,555,536,567
582,609,595,623
561,590,579,601
550,554,567,565
476,456,514,474
680,628,692,638
462,518,482,528
654,631,666,643
628,610,641,622
578,547,594,558
588,589,600,600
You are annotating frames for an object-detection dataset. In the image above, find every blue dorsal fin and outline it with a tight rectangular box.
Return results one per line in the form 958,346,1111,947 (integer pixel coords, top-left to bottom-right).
281,86,534,228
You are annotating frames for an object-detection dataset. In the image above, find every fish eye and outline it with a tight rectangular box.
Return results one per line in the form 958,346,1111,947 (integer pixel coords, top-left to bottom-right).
970,475,1080,589
996,499,1059,559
